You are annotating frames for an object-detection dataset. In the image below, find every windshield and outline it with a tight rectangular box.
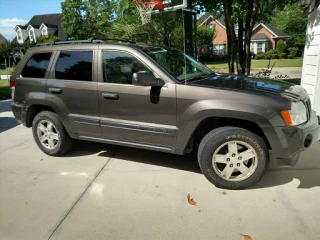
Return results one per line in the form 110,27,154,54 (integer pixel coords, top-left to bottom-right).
139,47,212,81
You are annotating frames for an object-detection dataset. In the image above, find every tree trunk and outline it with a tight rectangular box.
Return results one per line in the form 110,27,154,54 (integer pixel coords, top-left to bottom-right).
236,18,246,75
223,0,236,73
245,0,260,75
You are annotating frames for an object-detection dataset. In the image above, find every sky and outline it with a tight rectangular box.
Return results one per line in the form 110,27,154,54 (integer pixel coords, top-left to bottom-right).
0,0,63,40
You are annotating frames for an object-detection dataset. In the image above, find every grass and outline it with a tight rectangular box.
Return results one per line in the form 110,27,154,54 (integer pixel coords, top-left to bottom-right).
206,58,303,71
0,80,10,100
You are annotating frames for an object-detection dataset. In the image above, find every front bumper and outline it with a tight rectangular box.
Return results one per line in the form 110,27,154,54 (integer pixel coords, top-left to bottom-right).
264,111,320,166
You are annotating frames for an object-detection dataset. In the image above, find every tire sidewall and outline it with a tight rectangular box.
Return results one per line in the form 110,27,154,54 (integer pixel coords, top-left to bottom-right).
199,128,268,189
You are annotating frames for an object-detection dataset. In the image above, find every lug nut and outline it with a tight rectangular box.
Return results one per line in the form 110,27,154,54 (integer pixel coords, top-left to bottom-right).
232,154,236,157
227,158,230,162
237,163,240,166
238,157,242,160
230,164,233,167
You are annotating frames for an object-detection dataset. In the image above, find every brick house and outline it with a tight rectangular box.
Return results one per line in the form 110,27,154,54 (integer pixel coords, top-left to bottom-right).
198,13,289,55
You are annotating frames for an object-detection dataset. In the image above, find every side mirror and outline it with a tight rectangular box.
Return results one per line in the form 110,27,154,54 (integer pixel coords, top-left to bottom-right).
132,71,165,87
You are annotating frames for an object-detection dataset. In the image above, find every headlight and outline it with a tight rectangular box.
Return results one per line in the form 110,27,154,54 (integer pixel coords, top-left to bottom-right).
281,101,307,126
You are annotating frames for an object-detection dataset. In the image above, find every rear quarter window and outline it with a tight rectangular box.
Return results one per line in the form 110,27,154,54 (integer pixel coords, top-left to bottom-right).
20,52,52,78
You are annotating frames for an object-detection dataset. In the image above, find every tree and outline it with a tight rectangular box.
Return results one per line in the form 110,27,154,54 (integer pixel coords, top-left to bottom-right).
196,0,298,75
196,26,216,55
61,0,115,40
0,41,14,60
271,2,308,54
276,39,286,54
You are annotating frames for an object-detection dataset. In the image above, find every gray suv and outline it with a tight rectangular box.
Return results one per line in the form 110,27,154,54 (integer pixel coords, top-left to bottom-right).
11,39,320,189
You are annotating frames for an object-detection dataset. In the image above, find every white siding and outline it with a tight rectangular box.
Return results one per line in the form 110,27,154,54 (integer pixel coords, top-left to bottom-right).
301,4,320,115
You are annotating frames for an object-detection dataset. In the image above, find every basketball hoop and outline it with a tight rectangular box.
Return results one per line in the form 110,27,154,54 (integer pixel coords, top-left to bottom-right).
133,0,163,25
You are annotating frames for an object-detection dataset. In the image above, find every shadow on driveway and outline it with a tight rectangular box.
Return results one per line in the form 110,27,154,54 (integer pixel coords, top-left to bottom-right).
67,141,320,189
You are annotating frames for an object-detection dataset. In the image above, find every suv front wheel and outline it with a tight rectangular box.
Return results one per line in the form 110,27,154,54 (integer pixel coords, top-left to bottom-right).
198,127,269,189
32,111,74,156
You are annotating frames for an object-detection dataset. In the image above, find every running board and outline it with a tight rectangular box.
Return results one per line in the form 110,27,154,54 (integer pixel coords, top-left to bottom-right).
79,136,174,153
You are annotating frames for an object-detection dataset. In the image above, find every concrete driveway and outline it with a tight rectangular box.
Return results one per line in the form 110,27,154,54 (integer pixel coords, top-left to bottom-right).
1,100,319,240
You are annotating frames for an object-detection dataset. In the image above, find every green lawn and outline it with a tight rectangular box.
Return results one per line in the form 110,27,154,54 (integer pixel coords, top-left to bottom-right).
0,80,10,100
206,58,303,71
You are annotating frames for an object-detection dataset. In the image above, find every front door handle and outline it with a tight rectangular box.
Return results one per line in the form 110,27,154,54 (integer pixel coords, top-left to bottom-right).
102,92,119,100
49,88,63,94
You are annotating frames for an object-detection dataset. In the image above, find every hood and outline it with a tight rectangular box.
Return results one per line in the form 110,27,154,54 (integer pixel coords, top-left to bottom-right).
188,74,308,102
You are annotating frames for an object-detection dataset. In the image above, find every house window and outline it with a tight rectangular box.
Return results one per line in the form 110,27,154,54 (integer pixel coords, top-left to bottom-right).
30,30,34,41
17,31,22,40
257,42,263,52
212,44,226,55
251,43,254,53
42,28,47,36
265,42,269,52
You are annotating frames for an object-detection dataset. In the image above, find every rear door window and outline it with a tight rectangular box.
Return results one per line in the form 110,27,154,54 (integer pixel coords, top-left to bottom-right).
20,52,52,78
54,51,93,81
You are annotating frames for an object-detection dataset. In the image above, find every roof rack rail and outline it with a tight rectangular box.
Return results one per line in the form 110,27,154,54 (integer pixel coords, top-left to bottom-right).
35,38,137,47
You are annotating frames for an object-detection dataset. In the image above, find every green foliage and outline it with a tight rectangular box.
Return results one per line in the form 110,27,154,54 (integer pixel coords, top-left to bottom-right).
271,2,308,51
288,47,298,56
36,34,60,44
288,54,295,59
61,0,115,40
0,41,14,59
271,54,279,59
280,53,287,59
255,54,263,60
196,26,215,49
265,53,272,60
276,40,286,54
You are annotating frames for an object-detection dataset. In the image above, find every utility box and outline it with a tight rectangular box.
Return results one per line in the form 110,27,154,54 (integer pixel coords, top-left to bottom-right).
301,3,320,115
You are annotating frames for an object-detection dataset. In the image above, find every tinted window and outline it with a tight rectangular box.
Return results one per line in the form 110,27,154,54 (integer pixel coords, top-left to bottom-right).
21,52,52,78
102,51,150,84
55,51,93,81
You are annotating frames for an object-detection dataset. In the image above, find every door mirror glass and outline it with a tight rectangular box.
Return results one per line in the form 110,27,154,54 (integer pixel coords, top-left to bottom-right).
132,71,165,87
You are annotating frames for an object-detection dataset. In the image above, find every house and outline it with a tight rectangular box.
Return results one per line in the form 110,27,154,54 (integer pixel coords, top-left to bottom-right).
13,13,67,45
198,13,289,55
301,3,320,115
0,33,8,48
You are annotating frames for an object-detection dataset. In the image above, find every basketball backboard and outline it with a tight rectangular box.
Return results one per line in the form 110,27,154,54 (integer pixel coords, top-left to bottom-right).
152,0,187,14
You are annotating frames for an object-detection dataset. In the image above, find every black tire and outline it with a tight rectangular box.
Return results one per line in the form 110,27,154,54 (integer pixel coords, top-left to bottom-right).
198,127,269,190
32,111,74,156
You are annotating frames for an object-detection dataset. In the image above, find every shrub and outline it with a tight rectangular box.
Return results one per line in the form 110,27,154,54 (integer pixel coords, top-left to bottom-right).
257,51,264,55
288,47,298,57
276,40,286,54
288,54,295,59
255,54,262,60
265,53,272,60
271,54,279,59
279,53,287,59
267,49,278,54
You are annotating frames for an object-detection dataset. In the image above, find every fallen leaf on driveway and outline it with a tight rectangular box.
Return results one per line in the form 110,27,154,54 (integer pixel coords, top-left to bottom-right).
187,194,196,205
84,177,89,180
24,202,28,205
240,234,252,240
222,192,227,195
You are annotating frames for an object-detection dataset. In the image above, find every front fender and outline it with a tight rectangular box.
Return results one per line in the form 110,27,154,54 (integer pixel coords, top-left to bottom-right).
175,99,283,150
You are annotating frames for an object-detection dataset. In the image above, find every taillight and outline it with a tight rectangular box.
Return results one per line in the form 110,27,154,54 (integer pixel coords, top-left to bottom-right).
9,79,16,100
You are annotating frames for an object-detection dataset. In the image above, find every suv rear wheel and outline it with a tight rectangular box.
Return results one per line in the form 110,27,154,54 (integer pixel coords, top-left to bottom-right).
32,111,74,156
198,127,269,189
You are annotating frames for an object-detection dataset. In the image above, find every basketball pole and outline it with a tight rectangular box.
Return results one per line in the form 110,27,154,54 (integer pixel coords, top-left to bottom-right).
183,0,197,59
184,0,193,57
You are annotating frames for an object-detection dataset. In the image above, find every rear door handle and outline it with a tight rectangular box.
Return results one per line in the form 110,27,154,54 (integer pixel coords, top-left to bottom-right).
49,88,63,94
102,92,119,100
